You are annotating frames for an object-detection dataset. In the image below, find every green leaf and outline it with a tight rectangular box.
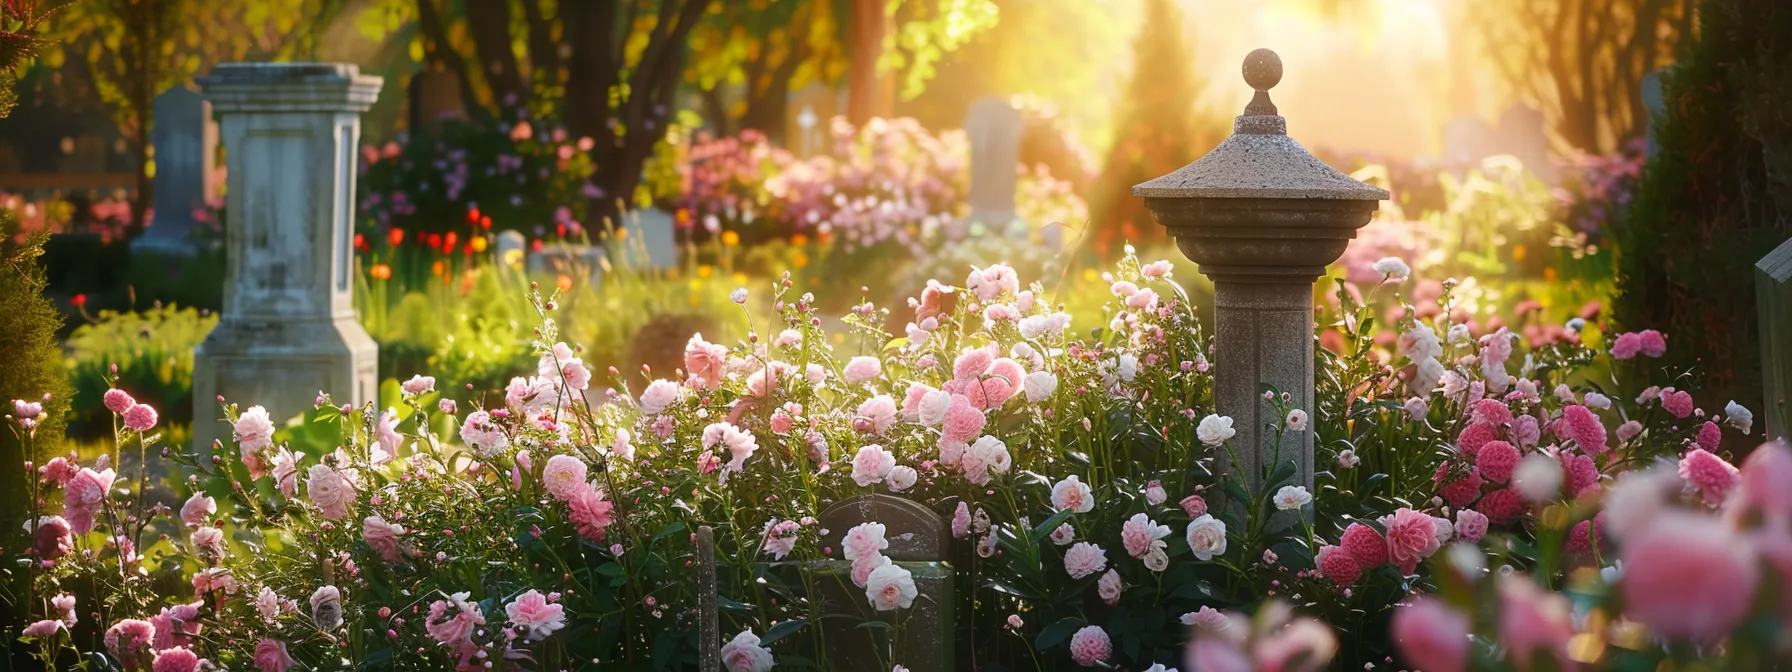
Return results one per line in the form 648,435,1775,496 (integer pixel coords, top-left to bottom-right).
1035,617,1083,650
652,522,688,542
1028,508,1075,547
854,620,892,630
761,619,807,644
1265,459,1297,490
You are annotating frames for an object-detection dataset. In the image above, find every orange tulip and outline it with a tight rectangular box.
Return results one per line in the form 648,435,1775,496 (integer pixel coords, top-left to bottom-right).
371,264,392,280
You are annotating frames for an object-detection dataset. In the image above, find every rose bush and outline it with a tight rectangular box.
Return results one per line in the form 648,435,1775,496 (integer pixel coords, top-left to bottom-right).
6,247,1787,671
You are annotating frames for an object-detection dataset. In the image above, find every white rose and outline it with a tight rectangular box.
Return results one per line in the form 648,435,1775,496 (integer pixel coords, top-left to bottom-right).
1725,400,1753,435
1023,371,1058,403
918,389,952,427
1272,486,1312,511
1185,515,1227,561
1372,256,1411,281
1196,414,1235,447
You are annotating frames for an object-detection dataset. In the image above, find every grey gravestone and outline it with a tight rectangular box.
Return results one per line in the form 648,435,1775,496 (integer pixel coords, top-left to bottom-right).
619,208,676,270
528,243,604,289
494,230,526,274
1641,70,1665,158
787,83,841,158
1495,104,1557,184
134,86,218,256
408,64,467,132
1441,115,1492,164
812,494,953,672
964,98,1022,226
1757,239,1792,440
191,63,383,454
1134,49,1388,504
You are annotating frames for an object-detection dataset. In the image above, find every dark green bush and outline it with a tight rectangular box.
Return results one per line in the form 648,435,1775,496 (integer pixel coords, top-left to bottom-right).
0,211,74,531
1612,0,1792,415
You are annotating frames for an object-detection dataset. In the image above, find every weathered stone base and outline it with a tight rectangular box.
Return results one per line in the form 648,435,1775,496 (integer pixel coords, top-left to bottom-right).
191,315,377,452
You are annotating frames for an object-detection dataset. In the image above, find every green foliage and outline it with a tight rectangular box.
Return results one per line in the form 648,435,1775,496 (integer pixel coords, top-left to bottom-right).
64,303,216,434
357,114,596,236
1612,0,1792,414
0,209,73,538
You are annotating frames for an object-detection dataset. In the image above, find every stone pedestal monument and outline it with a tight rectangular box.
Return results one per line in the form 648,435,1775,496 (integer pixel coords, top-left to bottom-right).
191,64,382,452
135,86,219,256
1135,49,1388,496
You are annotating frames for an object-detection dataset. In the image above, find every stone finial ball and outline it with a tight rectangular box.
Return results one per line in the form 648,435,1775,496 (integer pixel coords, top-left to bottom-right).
1243,48,1282,91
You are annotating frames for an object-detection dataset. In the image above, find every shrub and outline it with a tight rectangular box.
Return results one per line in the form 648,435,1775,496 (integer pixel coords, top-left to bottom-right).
1612,0,1792,415
6,247,1785,671
64,304,216,436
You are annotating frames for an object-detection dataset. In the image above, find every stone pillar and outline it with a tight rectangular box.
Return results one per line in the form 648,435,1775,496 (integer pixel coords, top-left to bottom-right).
964,98,1021,227
1135,49,1388,496
191,63,382,453
1641,70,1666,159
134,85,219,256
1757,239,1792,440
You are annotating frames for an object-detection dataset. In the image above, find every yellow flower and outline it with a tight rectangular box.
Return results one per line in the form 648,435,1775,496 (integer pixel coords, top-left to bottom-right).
721,230,740,247
370,264,392,280
732,272,748,287
793,252,809,269
431,260,445,276
502,249,524,268
556,274,574,291
791,233,809,247
698,264,714,278
470,236,488,253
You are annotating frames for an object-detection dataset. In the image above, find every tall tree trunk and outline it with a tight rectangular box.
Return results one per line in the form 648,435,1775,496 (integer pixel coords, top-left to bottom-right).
466,0,528,112
586,0,709,226
520,0,562,115
846,0,884,124
563,0,618,144
417,0,487,122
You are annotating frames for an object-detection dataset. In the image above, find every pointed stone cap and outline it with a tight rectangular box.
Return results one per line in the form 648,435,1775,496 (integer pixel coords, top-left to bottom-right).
1133,49,1390,201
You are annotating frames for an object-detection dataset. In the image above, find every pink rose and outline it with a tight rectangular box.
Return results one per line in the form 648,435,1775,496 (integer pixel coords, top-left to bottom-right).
1317,544,1361,585
567,482,615,542
1051,475,1094,513
850,445,897,487
33,516,72,560
151,647,202,672
1385,508,1443,574
1454,508,1489,543
951,502,971,539
179,493,215,527
638,379,680,415
951,346,997,384
305,464,356,520
1637,329,1667,357
425,593,485,653
1391,598,1469,672
1067,625,1111,666
21,619,61,638
855,395,898,435
504,589,567,641
540,454,588,501
1063,542,1107,579
1497,575,1573,666
843,356,882,384
1340,524,1388,568
1738,441,1792,519
372,409,401,464
38,456,78,484
1180,494,1208,517
939,394,986,444
122,403,158,432
1120,513,1170,559
234,405,276,453
63,467,116,534
105,618,156,665
1557,405,1608,454
683,334,729,391
190,526,225,560
1610,332,1642,359
1678,448,1739,505
1661,389,1695,419
1475,440,1520,483
1621,512,1758,641
362,515,406,563
253,638,294,672
104,388,138,414
1097,568,1122,605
